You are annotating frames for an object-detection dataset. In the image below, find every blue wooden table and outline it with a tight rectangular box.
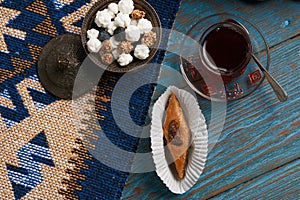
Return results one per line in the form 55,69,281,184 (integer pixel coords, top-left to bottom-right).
121,0,300,199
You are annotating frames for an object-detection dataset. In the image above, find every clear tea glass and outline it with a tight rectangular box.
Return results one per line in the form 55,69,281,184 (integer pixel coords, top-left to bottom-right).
199,21,252,82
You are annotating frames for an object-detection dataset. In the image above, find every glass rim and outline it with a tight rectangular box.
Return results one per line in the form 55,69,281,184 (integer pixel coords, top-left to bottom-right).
198,20,253,76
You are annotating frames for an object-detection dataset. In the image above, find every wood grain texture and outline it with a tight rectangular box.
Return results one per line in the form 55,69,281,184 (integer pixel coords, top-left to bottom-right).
122,0,300,199
210,158,300,200
174,0,300,48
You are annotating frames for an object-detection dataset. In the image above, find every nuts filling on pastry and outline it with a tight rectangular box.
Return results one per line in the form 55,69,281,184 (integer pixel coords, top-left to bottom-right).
168,120,183,146
163,93,190,179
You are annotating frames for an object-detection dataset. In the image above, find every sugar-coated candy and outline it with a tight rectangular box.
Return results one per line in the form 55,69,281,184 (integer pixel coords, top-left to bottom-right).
134,44,149,60
99,40,112,53
131,9,145,19
95,10,112,28
137,18,152,34
108,3,119,14
125,25,141,42
118,0,134,14
141,31,157,47
118,41,133,54
114,13,131,28
87,28,99,39
102,9,115,19
118,53,133,66
87,38,101,53
101,53,113,65
107,22,117,35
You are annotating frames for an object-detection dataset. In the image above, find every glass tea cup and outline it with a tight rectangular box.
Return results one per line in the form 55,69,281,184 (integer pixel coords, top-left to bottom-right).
199,20,253,82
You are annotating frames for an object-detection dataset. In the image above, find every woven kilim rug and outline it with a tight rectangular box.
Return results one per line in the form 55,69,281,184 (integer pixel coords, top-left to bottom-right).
0,0,180,199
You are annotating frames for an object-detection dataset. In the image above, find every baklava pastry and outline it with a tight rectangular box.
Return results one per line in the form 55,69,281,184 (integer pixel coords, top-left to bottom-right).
163,93,190,179
151,86,208,194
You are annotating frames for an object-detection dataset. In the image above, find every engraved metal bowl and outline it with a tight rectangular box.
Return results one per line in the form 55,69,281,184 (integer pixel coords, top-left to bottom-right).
81,0,162,73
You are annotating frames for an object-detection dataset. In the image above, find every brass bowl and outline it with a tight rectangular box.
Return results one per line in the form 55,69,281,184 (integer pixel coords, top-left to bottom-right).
81,0,162,73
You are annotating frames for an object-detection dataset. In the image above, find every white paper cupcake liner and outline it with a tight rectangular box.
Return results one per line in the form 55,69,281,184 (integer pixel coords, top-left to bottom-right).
151,86,208,194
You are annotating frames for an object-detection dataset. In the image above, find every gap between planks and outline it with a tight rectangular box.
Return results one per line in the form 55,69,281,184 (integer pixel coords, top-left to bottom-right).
208,157,300,199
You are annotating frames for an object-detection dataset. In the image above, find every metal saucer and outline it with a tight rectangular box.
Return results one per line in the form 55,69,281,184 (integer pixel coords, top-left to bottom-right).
179,13,270,102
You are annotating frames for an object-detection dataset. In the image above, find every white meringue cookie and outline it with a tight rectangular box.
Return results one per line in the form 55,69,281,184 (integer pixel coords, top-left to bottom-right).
102,9,115,19
95,10,112,28
137,18,153,34
109,36,120,49
87,38,101,53
118,53,133,66
112,49,121,59
108,3,119,14
114,13,131,28
107,21,117,35
130,19,138,26
96,10,106,18
134,44,149,60
118,0,134,14
125,25,141,42
87,28,99,39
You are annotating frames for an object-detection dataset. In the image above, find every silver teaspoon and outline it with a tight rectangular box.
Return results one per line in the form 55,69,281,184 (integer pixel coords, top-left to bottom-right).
228,19,288,102
251,54,288,102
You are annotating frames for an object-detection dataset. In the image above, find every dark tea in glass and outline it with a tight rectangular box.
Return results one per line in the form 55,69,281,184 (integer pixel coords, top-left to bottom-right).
199,21,252,82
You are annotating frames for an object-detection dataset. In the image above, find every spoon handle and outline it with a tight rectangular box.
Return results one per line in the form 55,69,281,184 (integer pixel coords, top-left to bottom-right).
252,54,288,102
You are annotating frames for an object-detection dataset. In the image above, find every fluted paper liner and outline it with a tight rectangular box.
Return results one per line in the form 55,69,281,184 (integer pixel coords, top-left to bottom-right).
151,86,208,194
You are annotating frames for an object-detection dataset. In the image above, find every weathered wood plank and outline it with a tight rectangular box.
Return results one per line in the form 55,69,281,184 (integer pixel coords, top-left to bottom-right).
210,158,300,199
121,0,300,196
173,0,300,49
